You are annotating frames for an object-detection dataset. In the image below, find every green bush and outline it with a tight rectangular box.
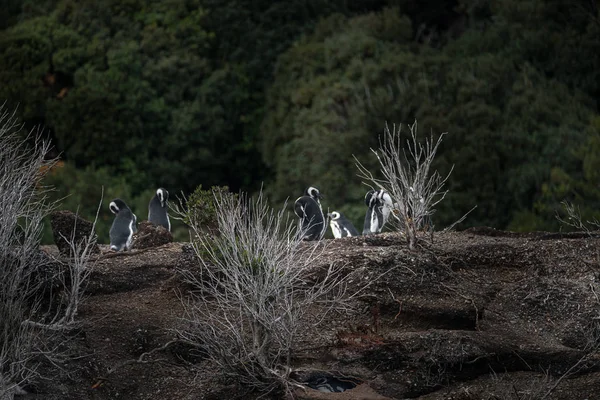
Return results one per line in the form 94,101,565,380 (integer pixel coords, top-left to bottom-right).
183,185,238,235
179,185,240,262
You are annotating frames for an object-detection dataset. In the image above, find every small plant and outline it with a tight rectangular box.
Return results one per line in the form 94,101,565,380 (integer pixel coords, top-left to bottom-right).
556,200,600,235
355,121,452,250
0,107,56,398
181,185,238,234
0,106,94,399
176,189,358,396
52,205,100,327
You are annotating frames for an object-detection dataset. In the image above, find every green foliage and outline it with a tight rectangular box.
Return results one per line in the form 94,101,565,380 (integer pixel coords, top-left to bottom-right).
184,185,238,235
261,3,599,232
182,185,243,264
533,116,600,231
0,1,228,197
0,0,366,202
2,0,600,234
261,8,414,230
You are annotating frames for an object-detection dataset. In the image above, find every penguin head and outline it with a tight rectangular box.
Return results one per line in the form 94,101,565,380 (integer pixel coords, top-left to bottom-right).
156,188,169,208
328,211,341,220
365,189,392,208
306,186,324,200
109,199,128,215
365,190,377,207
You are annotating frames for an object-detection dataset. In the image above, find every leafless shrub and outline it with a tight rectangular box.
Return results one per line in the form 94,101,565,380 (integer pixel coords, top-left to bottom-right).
556,200,600,236
0,107,93,399
355,121,452,250
45,204,100,328
175,189,360,396
0,107,57,398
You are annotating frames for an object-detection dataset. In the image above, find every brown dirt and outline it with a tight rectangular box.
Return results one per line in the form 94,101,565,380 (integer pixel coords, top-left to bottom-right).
33,228,600,399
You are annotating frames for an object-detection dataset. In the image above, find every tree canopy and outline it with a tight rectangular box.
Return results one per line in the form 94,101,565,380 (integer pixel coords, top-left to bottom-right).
261,1,600,230
0,0,599,241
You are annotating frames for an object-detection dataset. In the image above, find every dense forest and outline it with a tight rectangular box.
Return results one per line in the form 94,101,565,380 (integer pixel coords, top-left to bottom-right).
1,0,599,242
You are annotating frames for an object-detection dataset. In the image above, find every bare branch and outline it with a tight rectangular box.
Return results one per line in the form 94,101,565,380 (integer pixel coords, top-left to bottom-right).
556,200,600,236
92,340,179,388
0,105,60,398
356,121,456,249
443,205,478,232
0,105,94,399
175,188,363,394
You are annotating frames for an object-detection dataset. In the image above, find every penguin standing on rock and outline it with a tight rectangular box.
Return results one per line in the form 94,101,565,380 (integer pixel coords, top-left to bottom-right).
362,189,394,235
294,186,326,241
109,199,137,251
148,187,170,231
328,211,359,239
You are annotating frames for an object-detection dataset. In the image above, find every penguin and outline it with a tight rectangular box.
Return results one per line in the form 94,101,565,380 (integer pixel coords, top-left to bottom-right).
304,373,361,393
309,376,358,393
328,211,359,238
294,186,326,241
362,189,394,235
109,199,137,251
148,187,170,231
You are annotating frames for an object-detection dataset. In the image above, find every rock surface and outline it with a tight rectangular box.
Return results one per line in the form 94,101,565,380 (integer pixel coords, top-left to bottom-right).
131,220,173,250
35,229,600,399
50,210,100,256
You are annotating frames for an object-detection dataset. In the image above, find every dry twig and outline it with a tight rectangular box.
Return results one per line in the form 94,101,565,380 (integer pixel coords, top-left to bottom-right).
92,340,179,388
355,121,452,250
173,189,365,395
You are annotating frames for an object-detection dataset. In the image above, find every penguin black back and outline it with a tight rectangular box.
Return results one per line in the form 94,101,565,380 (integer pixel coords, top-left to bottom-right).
109,198,137,251
294,186,325,241
148,187,170,231
362,189,393,235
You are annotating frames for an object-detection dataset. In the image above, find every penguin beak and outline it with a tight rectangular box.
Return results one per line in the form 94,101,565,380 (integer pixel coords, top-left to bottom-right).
327,212,332,218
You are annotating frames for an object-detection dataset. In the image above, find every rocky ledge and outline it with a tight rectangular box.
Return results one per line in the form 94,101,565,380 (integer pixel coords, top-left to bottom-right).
35,228,600,400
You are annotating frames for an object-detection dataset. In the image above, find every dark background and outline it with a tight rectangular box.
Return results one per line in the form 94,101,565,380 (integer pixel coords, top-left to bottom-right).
1,0,599,242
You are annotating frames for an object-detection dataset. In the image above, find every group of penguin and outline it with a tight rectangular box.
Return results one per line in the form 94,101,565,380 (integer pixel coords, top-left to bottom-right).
294,186,394,241
108,188,170,251
108,185,395,251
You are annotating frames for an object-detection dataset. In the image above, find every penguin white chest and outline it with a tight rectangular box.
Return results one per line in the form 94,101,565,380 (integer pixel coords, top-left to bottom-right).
126,219,135,250
370,211,380,233
330,221,342,239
